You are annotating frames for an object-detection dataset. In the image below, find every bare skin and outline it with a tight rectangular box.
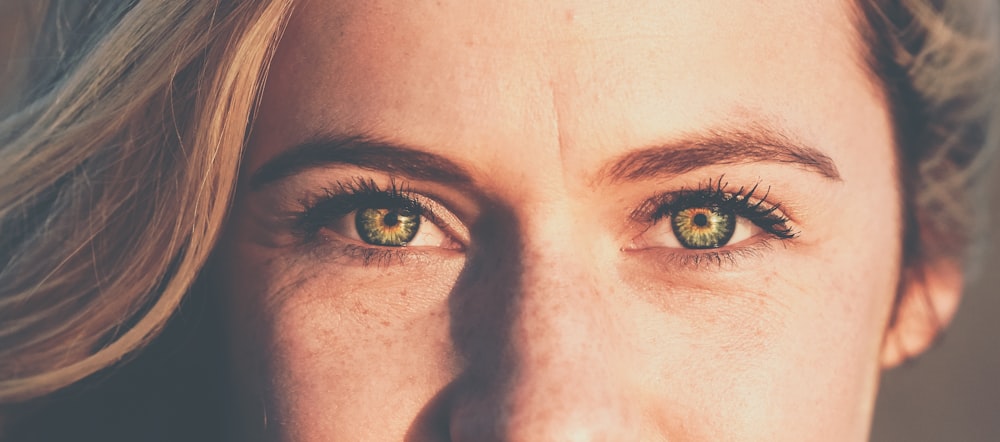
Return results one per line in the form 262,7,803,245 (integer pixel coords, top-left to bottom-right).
216,0,961,440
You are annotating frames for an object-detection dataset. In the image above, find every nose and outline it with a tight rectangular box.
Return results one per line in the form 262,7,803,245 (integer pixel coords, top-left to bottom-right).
447,238,643,441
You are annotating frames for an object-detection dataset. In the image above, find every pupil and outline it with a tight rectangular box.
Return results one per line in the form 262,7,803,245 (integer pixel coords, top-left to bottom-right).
693,213,709,227
383,211,399,227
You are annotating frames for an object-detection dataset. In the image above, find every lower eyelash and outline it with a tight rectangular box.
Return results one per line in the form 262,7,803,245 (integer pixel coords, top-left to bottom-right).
342,244,414,267
652,239,776,271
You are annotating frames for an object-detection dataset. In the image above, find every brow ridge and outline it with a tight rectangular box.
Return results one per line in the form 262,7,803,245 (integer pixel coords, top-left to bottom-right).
599,127,842,184
249,135,473,190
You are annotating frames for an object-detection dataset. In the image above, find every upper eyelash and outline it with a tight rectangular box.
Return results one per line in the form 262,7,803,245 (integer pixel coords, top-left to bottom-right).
292,177,425,241
635,176,797,239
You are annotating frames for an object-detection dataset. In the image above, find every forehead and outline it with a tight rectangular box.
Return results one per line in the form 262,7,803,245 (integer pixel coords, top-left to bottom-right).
251,0,883,179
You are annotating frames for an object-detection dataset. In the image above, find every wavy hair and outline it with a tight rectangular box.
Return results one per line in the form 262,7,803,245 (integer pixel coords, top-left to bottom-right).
857,0,1000,275
0,0,294,404
0,0,996,424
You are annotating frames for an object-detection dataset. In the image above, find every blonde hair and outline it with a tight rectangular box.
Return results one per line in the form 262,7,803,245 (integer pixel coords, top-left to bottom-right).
0,0,996,421
0,0,294,403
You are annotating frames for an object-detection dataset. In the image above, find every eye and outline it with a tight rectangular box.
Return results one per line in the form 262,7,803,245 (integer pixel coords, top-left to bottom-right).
292,178,465,252
635,205,761,250
336,203,455,248
628,180,796,252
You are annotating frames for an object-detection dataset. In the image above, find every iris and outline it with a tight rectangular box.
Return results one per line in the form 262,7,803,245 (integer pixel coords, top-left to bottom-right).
355,207,420,246
671,206,736,249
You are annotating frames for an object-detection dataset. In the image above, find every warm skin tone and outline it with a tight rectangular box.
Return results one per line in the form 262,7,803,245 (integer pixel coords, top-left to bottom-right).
216,0,961,440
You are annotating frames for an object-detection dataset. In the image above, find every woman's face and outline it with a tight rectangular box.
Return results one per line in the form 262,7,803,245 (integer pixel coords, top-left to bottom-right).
218,0,904,439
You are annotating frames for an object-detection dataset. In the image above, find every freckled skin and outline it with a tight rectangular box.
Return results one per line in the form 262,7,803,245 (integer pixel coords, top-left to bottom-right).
216,0,906,440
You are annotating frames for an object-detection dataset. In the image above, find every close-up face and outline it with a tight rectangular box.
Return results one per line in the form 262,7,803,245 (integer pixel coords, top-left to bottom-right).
217,0,904,440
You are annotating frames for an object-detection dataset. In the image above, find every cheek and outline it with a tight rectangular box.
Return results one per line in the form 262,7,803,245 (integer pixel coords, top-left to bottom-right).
264,294,454,440
750,199,902,433
218,241,465,440
623,264,895,438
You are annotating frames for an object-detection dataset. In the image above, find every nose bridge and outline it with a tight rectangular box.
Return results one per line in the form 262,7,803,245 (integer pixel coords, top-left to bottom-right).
509,239,610,371
449,219,642,441
511,247,636,436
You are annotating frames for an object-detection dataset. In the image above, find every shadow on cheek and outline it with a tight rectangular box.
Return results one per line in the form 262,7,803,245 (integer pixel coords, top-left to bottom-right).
400,202,525,440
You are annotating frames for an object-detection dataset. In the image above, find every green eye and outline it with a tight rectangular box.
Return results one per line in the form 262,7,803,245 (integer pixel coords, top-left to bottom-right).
355,207,420,246
671,206,736,249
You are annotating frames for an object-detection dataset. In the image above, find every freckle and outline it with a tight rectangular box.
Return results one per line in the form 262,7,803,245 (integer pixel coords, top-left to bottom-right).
399,289,408,297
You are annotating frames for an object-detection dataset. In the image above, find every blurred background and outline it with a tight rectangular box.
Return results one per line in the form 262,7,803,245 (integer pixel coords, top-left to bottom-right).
2,2,998,440
871,163,1000,440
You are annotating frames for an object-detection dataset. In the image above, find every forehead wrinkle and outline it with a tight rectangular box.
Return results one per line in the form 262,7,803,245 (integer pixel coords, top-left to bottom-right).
263,0,884,204
548,74,573,196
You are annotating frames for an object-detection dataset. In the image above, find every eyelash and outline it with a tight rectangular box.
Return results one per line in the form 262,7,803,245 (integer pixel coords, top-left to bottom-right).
629,176,797,268
292,177,435,265
635,176,797,240
290,175,796,267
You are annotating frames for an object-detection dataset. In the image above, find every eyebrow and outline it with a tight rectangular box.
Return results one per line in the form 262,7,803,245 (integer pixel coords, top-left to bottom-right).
250,126,841,190
249,135,473,190
598,125,841,184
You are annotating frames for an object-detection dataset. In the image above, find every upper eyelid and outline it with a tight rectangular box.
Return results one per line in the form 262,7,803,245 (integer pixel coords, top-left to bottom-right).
636,185,788,219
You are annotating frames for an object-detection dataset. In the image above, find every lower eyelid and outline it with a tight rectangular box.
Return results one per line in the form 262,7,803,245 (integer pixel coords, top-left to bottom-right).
628,239,777,272
340,244,427,267
295,235,444,267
